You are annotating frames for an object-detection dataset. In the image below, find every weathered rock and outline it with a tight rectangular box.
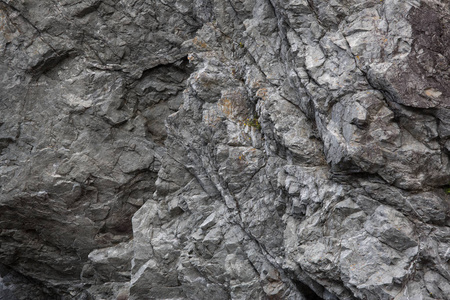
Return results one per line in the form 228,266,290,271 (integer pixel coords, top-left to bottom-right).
0,0,449,299
0,263,59,300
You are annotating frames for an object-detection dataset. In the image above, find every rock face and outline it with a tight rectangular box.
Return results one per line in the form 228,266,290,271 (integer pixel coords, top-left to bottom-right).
0,0,449,299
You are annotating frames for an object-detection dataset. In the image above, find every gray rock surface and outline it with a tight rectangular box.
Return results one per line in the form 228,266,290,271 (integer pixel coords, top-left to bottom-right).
0,0,449,299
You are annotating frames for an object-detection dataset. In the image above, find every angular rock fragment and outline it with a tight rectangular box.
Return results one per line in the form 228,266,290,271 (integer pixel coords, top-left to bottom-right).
1,0,449,299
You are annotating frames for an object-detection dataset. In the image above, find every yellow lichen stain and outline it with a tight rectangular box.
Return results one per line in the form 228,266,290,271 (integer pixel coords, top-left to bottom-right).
424,88,442,98
193,37,208,49
256,87,268,100
0,12,15,41
237,152,248,166
218,89,249,122
218,97,233,117
252,81,263,89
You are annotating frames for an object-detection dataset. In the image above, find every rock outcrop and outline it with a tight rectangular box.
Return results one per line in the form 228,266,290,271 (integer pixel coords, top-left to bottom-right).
0,0,449,299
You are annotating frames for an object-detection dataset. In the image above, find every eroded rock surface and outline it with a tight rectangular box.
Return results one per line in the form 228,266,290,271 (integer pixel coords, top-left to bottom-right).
0,0,449,299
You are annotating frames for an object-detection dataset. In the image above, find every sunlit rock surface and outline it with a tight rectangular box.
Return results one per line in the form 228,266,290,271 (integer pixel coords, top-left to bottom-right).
0,0,449,299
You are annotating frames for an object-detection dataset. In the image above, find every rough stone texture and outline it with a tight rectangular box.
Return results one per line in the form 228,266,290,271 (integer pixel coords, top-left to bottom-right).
0,0,449,299
0,263,58,299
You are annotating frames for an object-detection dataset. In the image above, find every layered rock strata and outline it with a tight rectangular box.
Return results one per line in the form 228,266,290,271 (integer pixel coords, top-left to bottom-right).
0,0,449,299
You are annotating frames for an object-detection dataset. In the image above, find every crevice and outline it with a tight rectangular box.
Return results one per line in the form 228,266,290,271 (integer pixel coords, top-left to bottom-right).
291,279,327,300
224,0,245,24
266,0,322,122
153,0,202,28
306,0,324,28
73,0,102,18
0,0,59,55
0,137,14,154
232,219,335,299
28,49,78,77
0,263,60,299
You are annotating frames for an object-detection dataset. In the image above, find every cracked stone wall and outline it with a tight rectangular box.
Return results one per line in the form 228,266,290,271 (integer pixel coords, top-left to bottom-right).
0,0,449,299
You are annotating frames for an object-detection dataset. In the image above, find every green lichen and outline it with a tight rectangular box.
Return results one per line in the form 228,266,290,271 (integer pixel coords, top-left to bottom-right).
243,115,261,130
